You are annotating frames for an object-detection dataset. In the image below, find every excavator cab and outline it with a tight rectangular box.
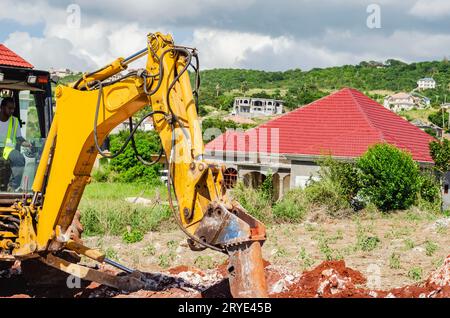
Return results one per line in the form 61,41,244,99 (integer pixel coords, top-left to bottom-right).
0,66,53,205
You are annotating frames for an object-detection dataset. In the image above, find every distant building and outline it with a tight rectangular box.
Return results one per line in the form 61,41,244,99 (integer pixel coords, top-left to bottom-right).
110,117,154,134
383,92,425,112
50,68,73,78
411,119,443,138
232,97,283,117
417,77,436,90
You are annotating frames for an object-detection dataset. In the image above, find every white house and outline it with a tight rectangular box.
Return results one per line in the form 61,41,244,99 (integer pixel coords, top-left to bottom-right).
50,68,73,78
417,78,436,90
232,97,283,117
110,118,154,134
383,92,423,112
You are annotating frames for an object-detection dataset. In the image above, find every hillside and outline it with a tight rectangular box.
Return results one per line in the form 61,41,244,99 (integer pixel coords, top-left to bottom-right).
53,60,450,129
196,59,450,114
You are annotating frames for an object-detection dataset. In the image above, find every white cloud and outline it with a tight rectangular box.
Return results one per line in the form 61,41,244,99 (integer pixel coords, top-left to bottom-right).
4,31,96,70
1,0,450,71
190,29,380,70
409,0,450,18
0,0,61,25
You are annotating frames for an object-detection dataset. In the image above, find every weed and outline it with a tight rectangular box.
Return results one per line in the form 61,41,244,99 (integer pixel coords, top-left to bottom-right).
167,240,177,249
122,229,144,243
403,238,415,250
405,211,422,222
425,240,438,257
436,224,448,235
407,267,423,282
384,226,412,239
231,182,273,223
105,247,118,261
158,252,175,269
333,229,344,241
355,223,380,252
389,253,401,269
194,255,216,270
298,247,314,269
305,223,316,232
274,247,288,259
143,244,156,256
318,237,343,261
273,189,308,222
433,257,444,269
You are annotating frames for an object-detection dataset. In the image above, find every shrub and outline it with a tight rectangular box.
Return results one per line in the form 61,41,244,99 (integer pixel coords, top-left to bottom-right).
230,182,273,223
305,175,350,214
272,189,308,222
418,171,440,203
122,229,144,244
260,172,274,202
318,156,361,200
304,157,360,214
357,143,421,211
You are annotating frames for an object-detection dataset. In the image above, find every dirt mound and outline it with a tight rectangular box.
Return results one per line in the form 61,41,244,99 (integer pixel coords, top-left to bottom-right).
272,260,371,298
273,255,450,298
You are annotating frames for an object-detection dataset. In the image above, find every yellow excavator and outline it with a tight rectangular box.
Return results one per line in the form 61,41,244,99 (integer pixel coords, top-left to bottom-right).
0,32,267,297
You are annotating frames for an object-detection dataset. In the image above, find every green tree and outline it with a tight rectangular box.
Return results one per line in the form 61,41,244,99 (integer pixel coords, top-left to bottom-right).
240,81,249,94
109,130,162,183
357,144,421,211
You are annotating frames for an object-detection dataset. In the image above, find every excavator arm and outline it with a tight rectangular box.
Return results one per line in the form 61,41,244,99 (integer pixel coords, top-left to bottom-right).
6,33,267,297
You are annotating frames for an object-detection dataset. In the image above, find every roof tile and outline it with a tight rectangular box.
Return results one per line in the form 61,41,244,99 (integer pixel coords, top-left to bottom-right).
206,88,435,163
0,44,33,68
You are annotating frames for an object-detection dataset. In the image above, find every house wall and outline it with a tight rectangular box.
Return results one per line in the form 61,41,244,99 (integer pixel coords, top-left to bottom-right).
290,160,320,188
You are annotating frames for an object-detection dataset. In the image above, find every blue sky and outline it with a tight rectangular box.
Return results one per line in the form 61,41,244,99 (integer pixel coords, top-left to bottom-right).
1,0,450,71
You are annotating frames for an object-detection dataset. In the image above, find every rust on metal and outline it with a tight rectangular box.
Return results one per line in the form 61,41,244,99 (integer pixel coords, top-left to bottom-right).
227,241,268,298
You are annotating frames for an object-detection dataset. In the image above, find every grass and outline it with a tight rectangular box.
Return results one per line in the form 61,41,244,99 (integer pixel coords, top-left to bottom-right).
398,108,435,123
194,255,217,270
389,253,401,270
105,247,118,261
355,222,380,252
157,240,179,268
403,238,415,250
298,247,314,269
425,240,438,257
313,230,344,261
143,244,156,256
274,247,289,259
122,228,144,243
407,267,423,282
79,182,172,236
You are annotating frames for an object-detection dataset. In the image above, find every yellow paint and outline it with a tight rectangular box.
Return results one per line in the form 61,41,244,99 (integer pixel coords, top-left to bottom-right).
2,32,246,259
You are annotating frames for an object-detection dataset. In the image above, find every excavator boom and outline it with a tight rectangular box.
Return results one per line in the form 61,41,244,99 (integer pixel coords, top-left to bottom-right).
0,33,267,297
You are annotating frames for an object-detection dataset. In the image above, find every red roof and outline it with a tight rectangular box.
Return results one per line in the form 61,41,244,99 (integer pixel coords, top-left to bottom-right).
206,88,435,163
0,44,33,68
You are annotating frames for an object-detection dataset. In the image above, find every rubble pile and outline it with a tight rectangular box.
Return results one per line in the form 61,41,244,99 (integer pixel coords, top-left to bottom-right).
0,255,448,298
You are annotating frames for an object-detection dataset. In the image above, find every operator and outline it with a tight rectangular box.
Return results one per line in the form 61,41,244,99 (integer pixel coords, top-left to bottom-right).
0,97,31,191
